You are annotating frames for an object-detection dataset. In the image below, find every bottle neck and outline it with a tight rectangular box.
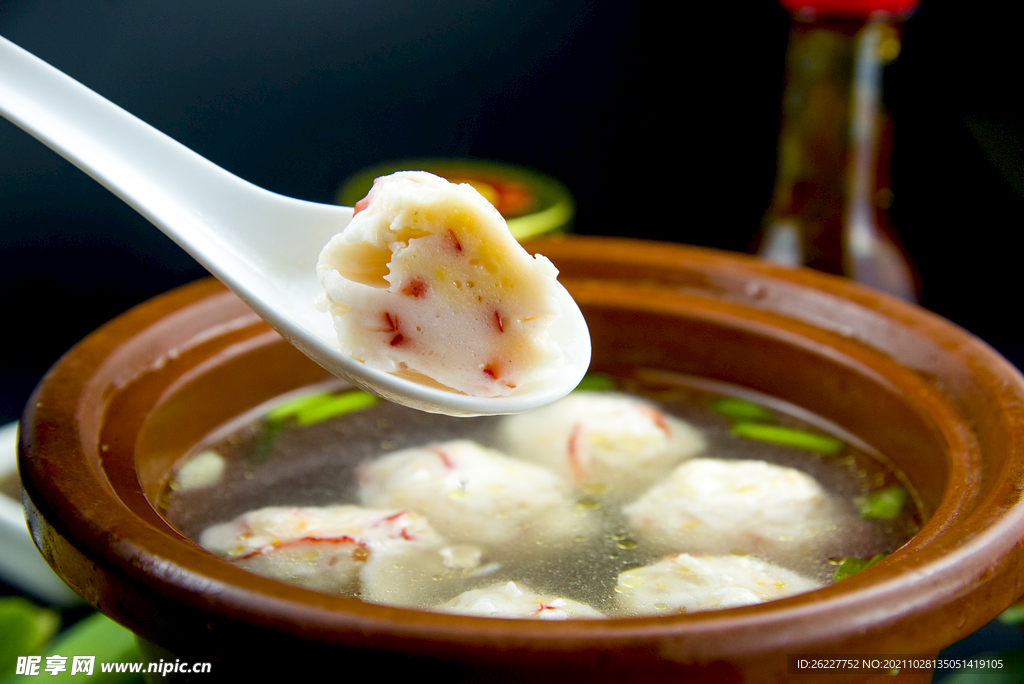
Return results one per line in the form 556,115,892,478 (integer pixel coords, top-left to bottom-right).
759,14,917,300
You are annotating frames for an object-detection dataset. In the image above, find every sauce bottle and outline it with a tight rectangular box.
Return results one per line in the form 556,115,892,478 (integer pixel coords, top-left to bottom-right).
756,0,920,300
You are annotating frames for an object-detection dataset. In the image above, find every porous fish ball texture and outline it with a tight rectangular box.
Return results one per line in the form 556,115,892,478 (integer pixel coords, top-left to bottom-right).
497,391,706,497
614,553,823,616
357,439,595,548
317,171,564,397
623,458,862,566
438,581,605,620
199,505,443,594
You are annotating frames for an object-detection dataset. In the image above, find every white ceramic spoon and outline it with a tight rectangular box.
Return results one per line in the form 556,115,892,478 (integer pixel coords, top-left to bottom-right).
0,36,590,416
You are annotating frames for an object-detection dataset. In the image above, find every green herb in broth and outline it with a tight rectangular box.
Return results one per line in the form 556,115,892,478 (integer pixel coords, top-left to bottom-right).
707,389,844,455
251,389,379,462
264,391,334,424
730,422,845,455
857,486,908,519
293,390,378,425
265,389,378,426
833,553,886,581
250,421,282,463
709,397,775,422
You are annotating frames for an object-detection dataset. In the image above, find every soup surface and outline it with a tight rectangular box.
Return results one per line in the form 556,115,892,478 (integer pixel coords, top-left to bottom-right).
160,368,921,619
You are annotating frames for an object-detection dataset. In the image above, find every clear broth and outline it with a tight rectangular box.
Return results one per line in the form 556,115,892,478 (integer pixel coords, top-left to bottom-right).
160,368,922,616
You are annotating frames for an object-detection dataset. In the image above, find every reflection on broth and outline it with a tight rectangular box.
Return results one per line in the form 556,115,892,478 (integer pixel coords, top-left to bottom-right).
160,369,921,619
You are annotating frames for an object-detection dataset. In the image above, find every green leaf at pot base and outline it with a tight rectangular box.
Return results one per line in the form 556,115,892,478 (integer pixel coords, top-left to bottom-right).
997,602,1024,625
0,597,59,679
0,611,142,684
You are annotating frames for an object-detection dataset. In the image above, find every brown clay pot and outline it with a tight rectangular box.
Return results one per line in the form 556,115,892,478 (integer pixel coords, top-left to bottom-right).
19,237,1024,683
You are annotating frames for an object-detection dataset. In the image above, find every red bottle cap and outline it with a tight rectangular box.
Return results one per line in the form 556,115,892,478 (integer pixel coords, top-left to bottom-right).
779,0,920,17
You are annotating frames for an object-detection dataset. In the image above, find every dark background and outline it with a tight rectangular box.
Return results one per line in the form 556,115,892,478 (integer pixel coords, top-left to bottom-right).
2,2,1024,676
1,0,1022,424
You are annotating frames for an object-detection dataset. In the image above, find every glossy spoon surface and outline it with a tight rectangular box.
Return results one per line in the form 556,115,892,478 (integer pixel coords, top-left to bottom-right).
0,36,590,416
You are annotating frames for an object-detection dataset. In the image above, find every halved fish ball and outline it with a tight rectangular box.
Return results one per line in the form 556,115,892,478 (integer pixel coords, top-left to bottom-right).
317,171,564,397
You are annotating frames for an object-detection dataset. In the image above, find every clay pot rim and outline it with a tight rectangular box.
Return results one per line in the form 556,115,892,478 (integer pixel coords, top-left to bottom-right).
20,237,1024,660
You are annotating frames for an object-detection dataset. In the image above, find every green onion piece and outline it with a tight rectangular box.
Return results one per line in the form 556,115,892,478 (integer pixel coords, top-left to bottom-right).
0,597,59,679
295,390,379,425
833,553,886,581
573,373,615,392
730,422,844,454
710,397,774,421
264,391,335,423
858,486,908,519
253,389,379,459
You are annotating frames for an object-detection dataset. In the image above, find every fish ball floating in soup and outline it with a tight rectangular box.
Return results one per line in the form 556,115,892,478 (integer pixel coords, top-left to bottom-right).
359,542,499,611
357,439,595,548
623,458,880,572
497,391,706,498
198,505,445,595
167,374,919,620
439,581,605,620
316,171,564,396
614,553,823,616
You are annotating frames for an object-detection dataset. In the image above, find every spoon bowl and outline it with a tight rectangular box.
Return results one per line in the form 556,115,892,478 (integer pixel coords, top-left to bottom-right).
0,35,590,416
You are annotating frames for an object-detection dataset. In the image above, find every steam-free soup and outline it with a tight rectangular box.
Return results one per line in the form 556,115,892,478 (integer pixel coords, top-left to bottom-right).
159,368,921,619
